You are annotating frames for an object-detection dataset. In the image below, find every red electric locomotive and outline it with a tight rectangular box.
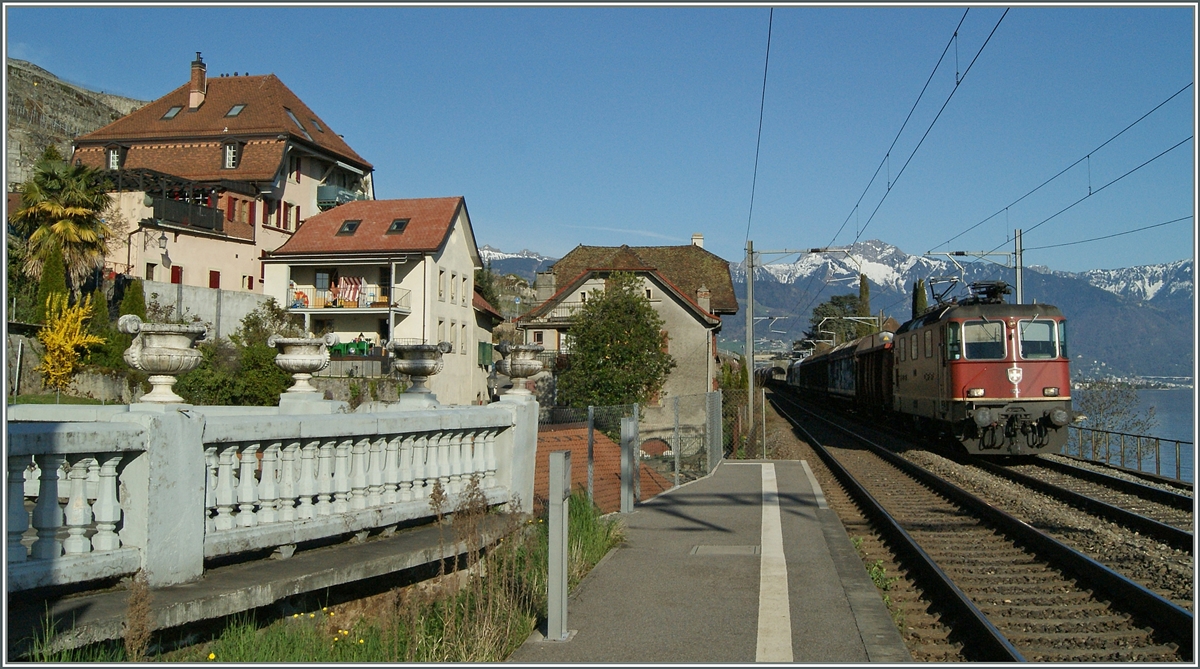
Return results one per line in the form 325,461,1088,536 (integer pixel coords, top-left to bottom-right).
788,281,1075,456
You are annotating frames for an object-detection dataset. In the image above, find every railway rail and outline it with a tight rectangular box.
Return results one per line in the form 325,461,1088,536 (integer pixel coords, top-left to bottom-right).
769,393,1192,662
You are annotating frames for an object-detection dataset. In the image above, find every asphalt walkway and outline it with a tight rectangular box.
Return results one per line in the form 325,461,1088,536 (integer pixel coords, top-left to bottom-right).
509,459,910,664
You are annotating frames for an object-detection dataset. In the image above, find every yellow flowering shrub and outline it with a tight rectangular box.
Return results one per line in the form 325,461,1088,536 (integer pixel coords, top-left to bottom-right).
35,294,106,392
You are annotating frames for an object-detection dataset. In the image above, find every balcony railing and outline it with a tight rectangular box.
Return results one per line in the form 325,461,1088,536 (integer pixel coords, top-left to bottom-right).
151,195,224,232
289,286,412,312
536,302,585,321
316,185,367,211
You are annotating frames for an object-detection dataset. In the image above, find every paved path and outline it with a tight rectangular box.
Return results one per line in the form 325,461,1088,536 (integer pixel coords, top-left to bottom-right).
509,459,910,664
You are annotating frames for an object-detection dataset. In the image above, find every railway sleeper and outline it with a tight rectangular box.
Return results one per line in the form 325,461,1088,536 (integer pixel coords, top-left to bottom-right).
997,615,1135,631
1003,629,1157,644
1024,647,1181,663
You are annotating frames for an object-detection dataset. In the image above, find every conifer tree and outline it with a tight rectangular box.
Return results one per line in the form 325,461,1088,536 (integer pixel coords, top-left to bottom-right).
119,279,148,320
35,249,68,323
911,279,928,320
857,274,871,335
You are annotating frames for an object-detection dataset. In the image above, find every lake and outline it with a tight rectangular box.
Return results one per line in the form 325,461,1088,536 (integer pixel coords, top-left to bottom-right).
1132,388,1193,481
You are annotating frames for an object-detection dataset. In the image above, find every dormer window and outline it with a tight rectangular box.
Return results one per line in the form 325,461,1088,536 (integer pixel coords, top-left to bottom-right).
106,147,123,170
386,218,409,234
337,220,361,236
161,106,183,120
225,104,246,117
222,141,242,169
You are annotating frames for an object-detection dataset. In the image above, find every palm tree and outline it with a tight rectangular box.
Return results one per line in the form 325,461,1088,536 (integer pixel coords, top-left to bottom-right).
12,149,114,294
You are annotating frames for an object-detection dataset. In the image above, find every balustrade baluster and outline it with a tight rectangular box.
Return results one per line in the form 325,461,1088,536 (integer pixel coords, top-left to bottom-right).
400,435,417,502
423,432,440,497
484,429,498,489
204,446,218,533
469,430,485,483
236,444,260,528
333,440,353,513
448,431,463,495
91,455,123,551
316,441,335,516
278,443,299,522
214,446,239,531
367,438,385,507
24,461,40,498
85,458,100,501
437,431,451,494
8,455,31,562
62,456,93,555
384,436,403,505
298,441,319,520
30,454,65,560
349,439,369,510
258,443,281,524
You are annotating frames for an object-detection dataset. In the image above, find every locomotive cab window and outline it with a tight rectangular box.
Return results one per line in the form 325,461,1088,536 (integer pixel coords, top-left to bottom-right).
963,321,1005,359
898,336,906,362
924,330,932,358
1057,320,1068,358
1019,319,1057,359
946,322,962,360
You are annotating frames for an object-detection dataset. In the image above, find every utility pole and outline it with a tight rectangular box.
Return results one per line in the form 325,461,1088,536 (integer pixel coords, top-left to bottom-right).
745,240,755,454
1013,228,1023,305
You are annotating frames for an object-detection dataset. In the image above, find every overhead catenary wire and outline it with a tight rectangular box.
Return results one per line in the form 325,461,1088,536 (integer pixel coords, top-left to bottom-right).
788,8,1007,329
1024,215,1193,251
930,81,1195,253
745,7,774,246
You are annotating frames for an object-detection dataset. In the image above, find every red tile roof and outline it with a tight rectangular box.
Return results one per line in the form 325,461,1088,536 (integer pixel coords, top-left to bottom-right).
73,72,371,179
72,139,287,183
548,244,737,314
533,425,673,515
270,197,466,256
473,290,503,322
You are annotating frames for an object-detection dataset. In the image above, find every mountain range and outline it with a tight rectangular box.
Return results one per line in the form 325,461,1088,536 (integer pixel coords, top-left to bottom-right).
480,240,1194,381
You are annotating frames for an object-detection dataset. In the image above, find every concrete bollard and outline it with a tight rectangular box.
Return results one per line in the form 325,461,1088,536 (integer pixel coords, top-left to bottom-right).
547,450,571,642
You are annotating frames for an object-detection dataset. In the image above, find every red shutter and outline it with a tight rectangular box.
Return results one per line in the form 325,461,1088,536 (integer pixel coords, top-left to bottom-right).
226,196,235,222
171,266,183,284
282,203,291,231
248,276,254,290
208,192,216,208
249,200,256,226
209,270,220,289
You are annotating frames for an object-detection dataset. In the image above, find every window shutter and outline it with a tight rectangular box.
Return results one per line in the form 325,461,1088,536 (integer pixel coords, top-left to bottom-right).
283,203,291,231
226,196,235,222
249,199,256,225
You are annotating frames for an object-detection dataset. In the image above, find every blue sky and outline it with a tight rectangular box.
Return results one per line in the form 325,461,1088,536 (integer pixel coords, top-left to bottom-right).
6,5,1196,272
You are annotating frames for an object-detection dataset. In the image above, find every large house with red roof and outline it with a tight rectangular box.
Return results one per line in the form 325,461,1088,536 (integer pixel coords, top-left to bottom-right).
517,235,737,432
71,53,372,292
263,197,497,405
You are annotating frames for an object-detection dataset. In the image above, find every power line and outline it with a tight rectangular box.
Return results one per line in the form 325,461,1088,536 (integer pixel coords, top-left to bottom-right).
788,8,1007,327
745,7,774,245
1024,215,1192,251
930,81,1195,252
981,135,1193,255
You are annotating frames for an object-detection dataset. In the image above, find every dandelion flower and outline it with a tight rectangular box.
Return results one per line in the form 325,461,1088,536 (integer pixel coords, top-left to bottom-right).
358,639,364,644
322,607,327,611
309,613,315,618
208,652,215,660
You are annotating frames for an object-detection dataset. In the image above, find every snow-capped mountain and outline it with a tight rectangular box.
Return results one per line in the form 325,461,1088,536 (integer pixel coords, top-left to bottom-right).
1056,259,1193,304
479,245,555,265
478,245,557,281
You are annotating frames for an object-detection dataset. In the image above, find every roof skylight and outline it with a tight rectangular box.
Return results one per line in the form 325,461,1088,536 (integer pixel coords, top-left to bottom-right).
161,106,183,120
225,104,246,117
284,107,313,141
310,119,323,133
337,220,361,236
386,218,409,235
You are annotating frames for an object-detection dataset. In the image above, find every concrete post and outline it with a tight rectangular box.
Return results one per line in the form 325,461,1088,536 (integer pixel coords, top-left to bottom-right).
620,417,635,513
586,406,594,502
499,393,539,514
673,396,680,488
707,391,723,473
632,404,640,503
547,450,571,641
112,407,207,587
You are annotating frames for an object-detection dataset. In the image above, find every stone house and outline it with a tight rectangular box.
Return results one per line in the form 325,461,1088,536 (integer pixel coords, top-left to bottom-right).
70,53,373,293
517,235,737,436
262,197,498,406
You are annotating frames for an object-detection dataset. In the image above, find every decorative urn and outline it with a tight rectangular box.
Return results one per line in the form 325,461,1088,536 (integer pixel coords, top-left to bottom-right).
496,342,544,395
387,339,453,394
118,314,207,403
268,333,339,393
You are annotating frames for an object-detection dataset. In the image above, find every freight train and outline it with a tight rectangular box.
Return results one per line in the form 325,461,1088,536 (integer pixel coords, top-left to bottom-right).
783,281,1074,455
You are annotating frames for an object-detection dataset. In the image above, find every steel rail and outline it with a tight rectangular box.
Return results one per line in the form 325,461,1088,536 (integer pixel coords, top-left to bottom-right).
768,396,1024,662
780,396,1195,651
1033,457,1194,509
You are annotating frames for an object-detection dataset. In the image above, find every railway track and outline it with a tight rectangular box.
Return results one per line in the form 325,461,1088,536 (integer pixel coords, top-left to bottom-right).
769,393,1192,662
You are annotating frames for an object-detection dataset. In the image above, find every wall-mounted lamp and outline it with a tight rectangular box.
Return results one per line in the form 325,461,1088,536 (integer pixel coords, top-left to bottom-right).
158,232,169,250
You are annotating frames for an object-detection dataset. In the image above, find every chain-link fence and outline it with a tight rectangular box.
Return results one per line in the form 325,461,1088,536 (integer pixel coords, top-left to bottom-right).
721,388,753,458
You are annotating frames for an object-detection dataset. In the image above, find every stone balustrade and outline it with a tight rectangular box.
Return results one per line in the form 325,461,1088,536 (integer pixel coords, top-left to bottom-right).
6,397,538,592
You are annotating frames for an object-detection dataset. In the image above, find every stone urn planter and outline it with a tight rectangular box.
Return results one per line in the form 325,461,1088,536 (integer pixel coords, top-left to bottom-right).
496,342,544,395
268,333,339,394
387,340,453,394
118,314,207,403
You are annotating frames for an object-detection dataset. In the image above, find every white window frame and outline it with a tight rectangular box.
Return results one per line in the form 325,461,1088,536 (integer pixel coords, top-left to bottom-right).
224,143,238,169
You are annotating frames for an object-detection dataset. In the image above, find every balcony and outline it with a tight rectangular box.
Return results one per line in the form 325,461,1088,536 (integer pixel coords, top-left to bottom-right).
536,301,585,322
150,195,224,232
288,284,412,313
316,185,367,211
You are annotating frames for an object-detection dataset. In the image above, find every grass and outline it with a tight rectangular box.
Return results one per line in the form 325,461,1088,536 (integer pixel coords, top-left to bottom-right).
7,393,105,405
851,536,905,630
24,483,625,663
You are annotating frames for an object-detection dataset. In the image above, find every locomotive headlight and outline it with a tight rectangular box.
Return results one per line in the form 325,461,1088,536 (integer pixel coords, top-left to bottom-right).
973,408,994,428
1042,387,1060,397
1049,408,1070,427
967,388,985,398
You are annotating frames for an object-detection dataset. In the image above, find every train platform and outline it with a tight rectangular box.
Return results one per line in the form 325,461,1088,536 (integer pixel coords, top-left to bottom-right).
508,459,910,664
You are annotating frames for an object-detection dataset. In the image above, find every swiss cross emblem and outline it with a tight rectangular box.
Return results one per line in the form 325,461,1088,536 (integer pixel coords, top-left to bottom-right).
1007,366,1023,384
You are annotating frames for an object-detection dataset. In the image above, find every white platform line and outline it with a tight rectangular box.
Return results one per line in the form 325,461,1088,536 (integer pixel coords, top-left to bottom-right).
756,463,793,662
800,459,828,509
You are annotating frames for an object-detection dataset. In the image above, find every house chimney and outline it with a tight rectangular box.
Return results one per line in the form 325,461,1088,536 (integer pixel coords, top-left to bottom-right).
535,271,556,303
189,52,207,110
691,233,704,248
696,284,711,313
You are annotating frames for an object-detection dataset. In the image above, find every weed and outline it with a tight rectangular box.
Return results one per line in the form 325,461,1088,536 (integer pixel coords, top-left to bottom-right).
124,571,153,661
